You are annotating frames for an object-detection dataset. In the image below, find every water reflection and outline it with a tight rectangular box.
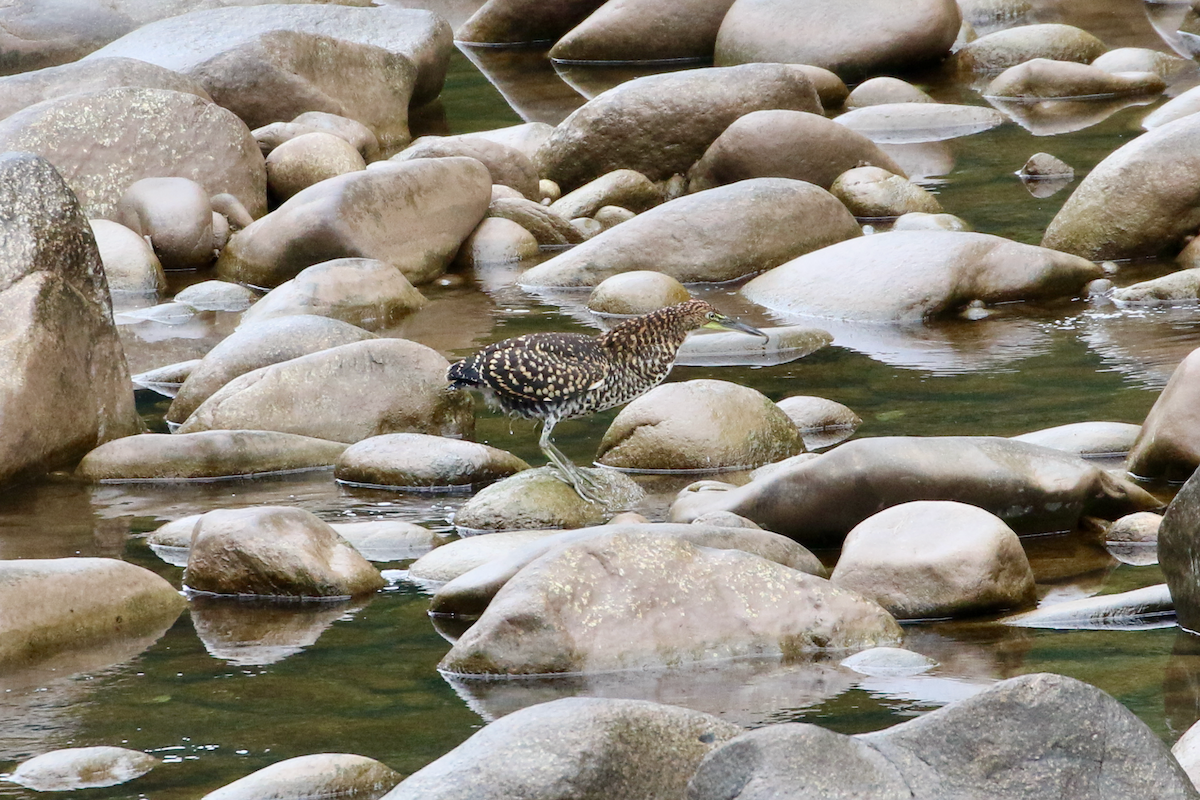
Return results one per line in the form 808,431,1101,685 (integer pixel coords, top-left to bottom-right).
1079,302,1200,390
190,596,366,667
987,95,1158,137
457,45,585,124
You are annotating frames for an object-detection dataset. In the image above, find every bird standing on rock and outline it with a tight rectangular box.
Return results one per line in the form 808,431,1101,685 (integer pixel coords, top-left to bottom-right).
446,299,768,501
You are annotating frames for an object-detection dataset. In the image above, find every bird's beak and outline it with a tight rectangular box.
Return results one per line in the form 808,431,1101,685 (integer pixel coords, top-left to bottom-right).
705,315,770,340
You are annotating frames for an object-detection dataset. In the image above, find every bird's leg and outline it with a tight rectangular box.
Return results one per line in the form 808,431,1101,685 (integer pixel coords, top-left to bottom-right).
539,419,602,503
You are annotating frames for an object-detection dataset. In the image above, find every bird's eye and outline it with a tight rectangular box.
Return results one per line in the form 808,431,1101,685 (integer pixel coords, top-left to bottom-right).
706,312,719,320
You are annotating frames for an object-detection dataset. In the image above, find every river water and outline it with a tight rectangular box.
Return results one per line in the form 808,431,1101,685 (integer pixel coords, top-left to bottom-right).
4,1,1200,796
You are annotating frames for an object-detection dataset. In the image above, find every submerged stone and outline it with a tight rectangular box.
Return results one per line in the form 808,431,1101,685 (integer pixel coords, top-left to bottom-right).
10,747,157,792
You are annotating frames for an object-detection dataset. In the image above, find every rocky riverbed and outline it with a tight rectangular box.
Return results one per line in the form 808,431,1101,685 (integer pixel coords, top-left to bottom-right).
5,0,1200,797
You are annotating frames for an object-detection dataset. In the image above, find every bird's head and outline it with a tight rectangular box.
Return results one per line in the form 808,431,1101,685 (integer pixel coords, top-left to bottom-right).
675,299,769,340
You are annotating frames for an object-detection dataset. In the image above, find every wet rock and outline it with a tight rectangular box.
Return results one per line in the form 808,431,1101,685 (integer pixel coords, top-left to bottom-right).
1162,469,1200,633
0,153,142,487
430,522,828,617
549,169,662,219
518,178,861,287
535,63,821,191
834,102,1005,144
238,258,426,331
393,135,539,199
452,467,645,531
957,0,1035,31
185,506,385,598
409,530,561,583
266,132,366,203
713,0,960,82
587,271,691,315
1020,152,1074,179
486,195,584,246
1012,420,1141,457
691,674,1198,800
549,0,738,63
845,77,936,108
177,338,474,443
954,23,1108,74
87,5,453,147
0,87,266,219
331,521,445,563
841,646,936,676
985,58,1165,99
381,697,739,799
776,396,861,431
456,0,608,45
88,220,166,297
0,558,185,666
1112,269,1200,306
453,218,540,268
133,360,199,398
597,379,804,471
831,166,943,218
891,211,971,231
1107,511,1162,544
9,747,157,792
174,281,257,312
742,231,1100,322
831,500,1037,619
1092,47,1196,82
216,157,492,288
335,433,528,489
76,431,347,481
1002,584,1173,630
670,436,1161,546
439,531,900,675
167,316,375,425
1128,348,1200,481
202,753,401,800
1143,84,1200,129
115,177,217,271
687,109,907,192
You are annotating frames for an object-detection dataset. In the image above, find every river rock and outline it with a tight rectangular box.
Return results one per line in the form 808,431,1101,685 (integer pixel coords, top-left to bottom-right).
0,2,135,75
833,102,1005,144
486,195,584,246
461,123,557,161
167,316,375,425
689,673,1198,800
0,153,142,487
535,63,822,191
331,521,445,563
841,646,937,676
954,23,1108,73
742,231,1100,322
439,531,900,675
185,506,385,598
1127,348,1200,481
1174,718,1200,791
1092,47,1195,81
176,338,473,443
1161,468,1200,633
288,111,382,162
549,169,661,219
335,433,528,489
393,135,539,199
549,0,738,63
217,157,492,288
88,220,166,297
381,697,739,799
669,436,1161,546
114,177,217,271
409,530,561,583
201,753,400,800
687,110,906,192
845,77,936,108
1107,511,1162,544
592,206,635,229
587,271,691,315
9,747,157,792
831,166,943,218
1020,152,1074,180
0,558,185,666
452,467,645,531
892,211,972,231
792,65,849,110
985,58,1165,99
453,218,540,268
1012,421,1141,457
133,361,200,398
76,431,347,481
175,281,257,312
831,501,1036,619
519,178,861,287
1003,583,1172,629
596,379,804,471
1112,269,1200,306
1143,84,1200,129
776,396,861,431
714,0,959,81
456,0,608,45
0,87,266,220
266,132,366,202
237,258,426,331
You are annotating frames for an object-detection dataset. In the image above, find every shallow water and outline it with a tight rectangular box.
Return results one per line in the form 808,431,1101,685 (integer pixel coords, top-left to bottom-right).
6,0,1200,795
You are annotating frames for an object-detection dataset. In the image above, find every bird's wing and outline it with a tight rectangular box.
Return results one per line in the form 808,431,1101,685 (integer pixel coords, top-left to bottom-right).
476,333,611,405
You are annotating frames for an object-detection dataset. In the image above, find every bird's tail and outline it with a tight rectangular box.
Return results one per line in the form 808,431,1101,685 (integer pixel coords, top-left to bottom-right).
446,358,481,390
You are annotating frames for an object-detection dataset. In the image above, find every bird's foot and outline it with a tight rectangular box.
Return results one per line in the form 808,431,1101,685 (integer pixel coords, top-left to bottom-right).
548,464,603,504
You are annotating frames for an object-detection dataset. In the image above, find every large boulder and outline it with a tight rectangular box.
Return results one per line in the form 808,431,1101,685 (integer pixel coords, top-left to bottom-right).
518,179,861,287
184,506,386,598
741,231,1102,322
549,0,738,63
1127,348,1200,481
216,158,492,288
534,63,822,191
830,501,1037,619
669,436,1161,547
714,0,961,82
439,531,900,675
0,88,266,219
688,110,906,192
689,673,1199,800
456,0,608,45
381,697,740,800
176,338,474,443
954,23,1108,73
596,379,804,471
0,153,141,487
0,558,185,666
334,433,529,489
1043,115,1200,261
167,316,376,425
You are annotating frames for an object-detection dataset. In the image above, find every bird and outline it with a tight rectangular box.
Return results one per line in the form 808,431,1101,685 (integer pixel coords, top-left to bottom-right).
446,299,768,501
